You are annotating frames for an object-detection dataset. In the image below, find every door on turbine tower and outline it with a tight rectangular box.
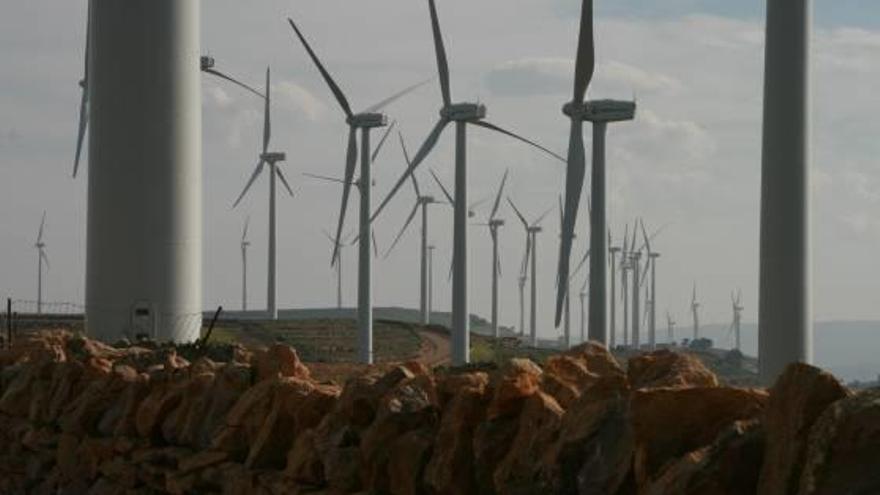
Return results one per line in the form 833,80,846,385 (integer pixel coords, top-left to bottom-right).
130,301,157,342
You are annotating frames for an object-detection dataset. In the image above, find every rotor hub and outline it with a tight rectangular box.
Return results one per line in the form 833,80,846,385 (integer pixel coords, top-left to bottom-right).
261,152,286,163
442,103,487,121
200,56,215,70
490,219,505,227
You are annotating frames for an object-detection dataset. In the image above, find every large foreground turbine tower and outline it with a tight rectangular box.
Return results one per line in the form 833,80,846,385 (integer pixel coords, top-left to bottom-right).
759,0,813,384
87,0,202,342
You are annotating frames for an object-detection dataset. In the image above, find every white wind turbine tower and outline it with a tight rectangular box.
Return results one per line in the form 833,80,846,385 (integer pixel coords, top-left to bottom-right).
34,213,49,314
579,276,588,344
384,133,449,325
427,245,436,323
666,312,676,345
608,232,621,348
232,68,293,321
509,198,553,348
729,290,744,351
371,0,563,365
620,225,632,348
759,0,812,383
322,230,352,310
691,282,701,341
288,18,428,364
240,216,251,312
629,222,643,350
478,170,510,339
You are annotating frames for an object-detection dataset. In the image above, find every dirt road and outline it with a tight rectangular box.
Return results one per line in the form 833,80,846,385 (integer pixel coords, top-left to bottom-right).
415,327,451,367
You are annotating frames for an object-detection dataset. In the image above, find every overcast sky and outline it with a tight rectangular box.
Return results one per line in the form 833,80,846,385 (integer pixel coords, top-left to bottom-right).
1,0,879,341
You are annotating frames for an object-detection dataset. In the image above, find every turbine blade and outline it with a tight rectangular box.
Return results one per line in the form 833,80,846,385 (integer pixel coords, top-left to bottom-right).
430,169,455,206
384,202,420,258
263,67,271,154
572,249,591,277
555,118,587,327
73,88,89,178
37,211,46,242
287,17,353,118
468,196,490,213
371,120,396,164
489,168,509,221
471,120,565,163
534,205,555,227
640,256,650,288
371,118,449,224
363,78,433,114
332,127,359,266
202,68,264,99
233,159,266,208
640,218,651,254
572,0,596,102
303,172,349,185
242,216,251,241
41,250,50,270
398,132,422,198
373,230,379,258
558,195,564,231
506,197,529,230
275,166,295,197
427,0,452,106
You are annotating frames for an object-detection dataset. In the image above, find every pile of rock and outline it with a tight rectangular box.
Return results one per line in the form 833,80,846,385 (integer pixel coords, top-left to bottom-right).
1,330,878,494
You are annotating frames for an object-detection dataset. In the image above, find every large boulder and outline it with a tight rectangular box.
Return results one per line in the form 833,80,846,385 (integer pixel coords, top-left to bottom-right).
565,341,626,379
797,390,880,495
540,355,600,408
493,391,564,494
542,373,634,495
646,420,765,495
757,363,850,495
254,344,311,382
487,359,542,420
425,373,491,494
632,386,768,488
628,349,719,389
60,364,138,436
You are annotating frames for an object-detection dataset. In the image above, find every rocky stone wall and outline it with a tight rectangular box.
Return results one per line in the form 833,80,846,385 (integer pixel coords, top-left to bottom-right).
0,330,877,494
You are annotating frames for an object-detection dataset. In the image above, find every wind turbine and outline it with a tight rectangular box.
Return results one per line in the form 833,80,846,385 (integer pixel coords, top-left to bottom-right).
620,225,631,348
384,133,447,325
241,216,251,312
232,68,293,321
759,0,813,383
630,221,643,350
481,170,510,339
608,232,621,348
509,198,553,348
579,276,588,344
729,290,744,351
666,311,676,345
691,282,701,341
427,245,436,324
369,0,563,365
287,17,429,364
639,220,667,350
35,213,49,314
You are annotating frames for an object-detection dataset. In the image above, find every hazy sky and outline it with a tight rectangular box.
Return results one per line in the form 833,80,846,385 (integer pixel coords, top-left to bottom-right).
1,0,879,341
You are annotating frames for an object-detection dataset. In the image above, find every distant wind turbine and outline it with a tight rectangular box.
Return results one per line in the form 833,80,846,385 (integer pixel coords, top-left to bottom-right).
608,232,622,348
477,170,510,339
241,216,251,312
288,17,428,364
639,219,667,350
579,275,588,345
384,133,448,325
509,198,553,347
35,212,49,314
691,282,701,341
666,311,676,345
232,68,293,321
728,290,744,351
369,0,564,365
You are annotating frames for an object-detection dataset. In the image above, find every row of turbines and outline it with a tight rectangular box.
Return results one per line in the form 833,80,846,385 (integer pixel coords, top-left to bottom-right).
70,0,810,384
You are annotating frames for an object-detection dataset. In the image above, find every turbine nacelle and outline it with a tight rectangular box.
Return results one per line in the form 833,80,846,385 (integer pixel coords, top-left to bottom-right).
200,56,215,71
609,246,622,254
528,226,543,234
419,195,436,205
261,152,286,163
564,99,637,123
441,103,486,121
489,219,505,228
348,113,388,129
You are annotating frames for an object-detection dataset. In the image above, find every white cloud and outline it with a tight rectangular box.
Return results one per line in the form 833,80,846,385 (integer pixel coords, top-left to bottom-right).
273,81,327,123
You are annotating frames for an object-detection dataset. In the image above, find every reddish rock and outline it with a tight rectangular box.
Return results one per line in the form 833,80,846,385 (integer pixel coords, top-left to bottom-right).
172,362,252,450
437,371,489,407
542,374,633,495
160,371,217,446
360,375,439,491
245,377,316,469
541,354,600,408
565,341,626,379
646,420,765,495
757,363,850,495
494,392,564,494
632,387,768,489
628,349,719,389
254,344,311,382
134,374,188,442
487,359,542,420
61,364,137,436
473,415,521,494
284,429,324,486
425,383,490,494
211,377,277,460
798,390,880,495
387,428,435,495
